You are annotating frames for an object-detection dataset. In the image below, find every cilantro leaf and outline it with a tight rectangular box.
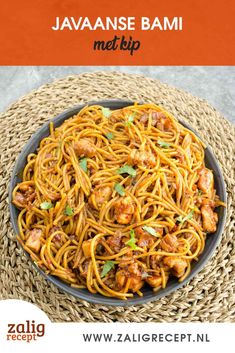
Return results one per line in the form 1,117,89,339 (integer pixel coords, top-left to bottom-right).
125,112,136,127
105,132,114,140
79,158,87,172
117,165,136,177
142,225,159,237
114,183,125,196
176,215,184,223
125,229,137,250
40,201,53,210
101,260,115,278
64,205,74,216
176,209,195,224
101,107,112,118
157,140,171,148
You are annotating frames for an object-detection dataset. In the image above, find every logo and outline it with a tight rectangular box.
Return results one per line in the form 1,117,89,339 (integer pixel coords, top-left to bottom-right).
6,320,45,343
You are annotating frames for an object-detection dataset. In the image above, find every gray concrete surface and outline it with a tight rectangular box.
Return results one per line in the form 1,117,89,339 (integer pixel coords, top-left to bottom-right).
0,66,234,124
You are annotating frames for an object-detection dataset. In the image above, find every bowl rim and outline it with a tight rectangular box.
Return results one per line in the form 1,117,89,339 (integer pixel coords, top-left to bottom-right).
8,99,227,306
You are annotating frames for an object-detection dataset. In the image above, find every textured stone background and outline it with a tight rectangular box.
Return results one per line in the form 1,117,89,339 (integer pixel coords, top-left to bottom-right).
0,66,234,124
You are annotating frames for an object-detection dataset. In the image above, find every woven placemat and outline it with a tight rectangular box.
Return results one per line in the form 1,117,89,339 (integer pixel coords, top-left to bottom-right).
0,72,234,322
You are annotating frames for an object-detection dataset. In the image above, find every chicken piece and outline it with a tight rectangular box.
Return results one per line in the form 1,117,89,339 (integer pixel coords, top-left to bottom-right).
116,271,143,292
25,228,42,253
201,198,215,208
115,262,144,292
163,257,187,278
196,196,215,209
140,111,173,131
82,239,92,258
79,259,90,278
140,112,160,126
52,231,63,249
106,233,123,253
143,111,172,131
88,186,112,210
201,204,218,233
160,234,179,253
197,167,214,198
150,255,162,269
135,226,163,248
114,197,135,224
127,149,156,168
74,138,96,158
13,184,36,209
154,112,173,131
139,113,149,125
13,192,27,208
145,275,162,288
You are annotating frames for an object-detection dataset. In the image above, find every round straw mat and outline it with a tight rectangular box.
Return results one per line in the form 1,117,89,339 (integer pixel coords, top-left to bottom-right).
0,72,234,322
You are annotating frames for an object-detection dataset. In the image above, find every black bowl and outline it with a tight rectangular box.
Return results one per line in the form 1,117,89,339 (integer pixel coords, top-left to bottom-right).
9,100,227,306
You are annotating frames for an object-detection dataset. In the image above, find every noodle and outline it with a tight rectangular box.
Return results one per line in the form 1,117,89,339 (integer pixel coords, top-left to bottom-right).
12,103,225,299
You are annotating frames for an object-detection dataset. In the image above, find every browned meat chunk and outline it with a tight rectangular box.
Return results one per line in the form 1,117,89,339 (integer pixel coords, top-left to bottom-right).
13,192,27,208
140,111,173,131
127,149,156,168
51,228,63,249
25,228,42,253
160,234,179,253
198,167,214,198
135,226,163,248
74,139,96,158
13,184,36,209
153,112,173,131
115,262,144,292
139,113,149,124
114,197,135,224
82,239,92,258
201,198,215,208
150,255,162,269
106,233,123,253
163,257,187,278
88,186,112,210
201,205,218,233
145,275,162,288
79,259,90,278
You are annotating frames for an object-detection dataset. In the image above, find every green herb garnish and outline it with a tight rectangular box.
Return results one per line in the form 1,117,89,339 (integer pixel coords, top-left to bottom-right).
40,201,53,210
176,209,195,224
64,205,74,216
79,158,87,172
125,113,136,127
101,260,115,278
142,225,159,237
114,183,125,196
117,165,136,177
125,229,137,250
102,107,112,118
157,140,171,148
105,132,114,140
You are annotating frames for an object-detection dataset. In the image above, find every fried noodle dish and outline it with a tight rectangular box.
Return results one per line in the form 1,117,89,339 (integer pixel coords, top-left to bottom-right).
12,103,225,299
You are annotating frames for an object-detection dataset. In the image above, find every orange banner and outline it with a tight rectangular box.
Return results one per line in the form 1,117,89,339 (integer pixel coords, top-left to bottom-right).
0,0,234,65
